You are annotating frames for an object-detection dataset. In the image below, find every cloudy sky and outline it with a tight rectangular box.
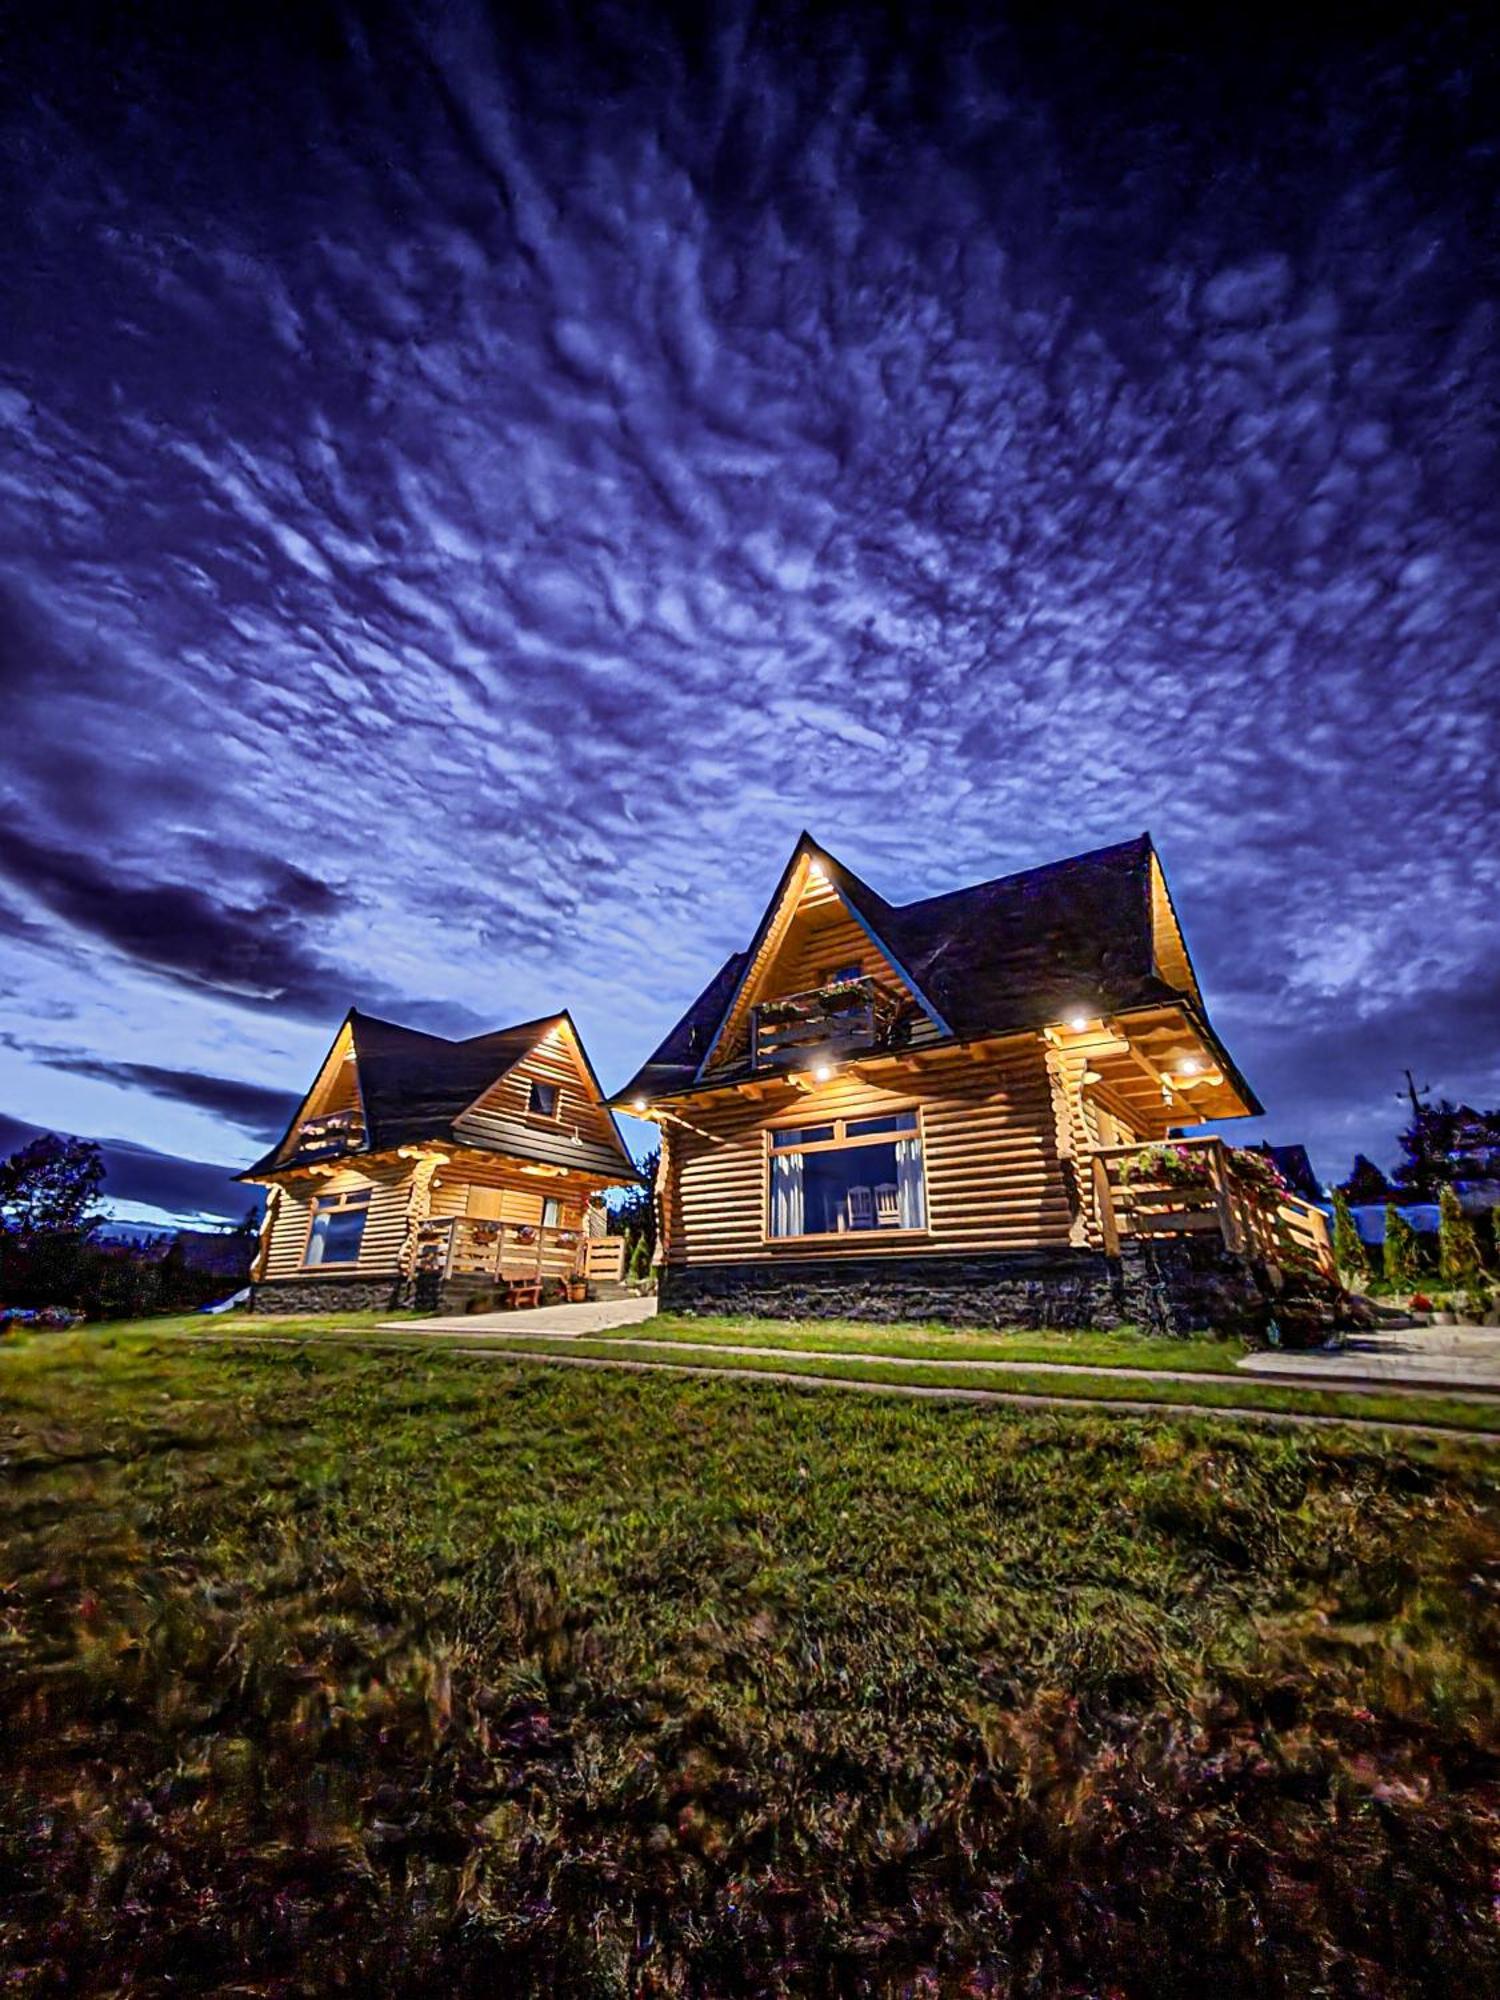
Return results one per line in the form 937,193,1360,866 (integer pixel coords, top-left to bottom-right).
2,0,1497,1224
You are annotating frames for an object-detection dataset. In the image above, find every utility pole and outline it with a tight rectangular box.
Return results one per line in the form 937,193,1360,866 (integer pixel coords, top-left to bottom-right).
1402,1069,1430,1123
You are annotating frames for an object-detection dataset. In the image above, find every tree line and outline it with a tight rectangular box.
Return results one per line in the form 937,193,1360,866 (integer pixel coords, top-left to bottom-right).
0,1135,257,1323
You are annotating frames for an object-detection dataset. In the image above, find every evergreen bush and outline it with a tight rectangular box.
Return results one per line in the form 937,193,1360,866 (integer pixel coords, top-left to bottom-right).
1330,1191,1368,1284
1383,1204,1421,1286
1439,1185,1483,1284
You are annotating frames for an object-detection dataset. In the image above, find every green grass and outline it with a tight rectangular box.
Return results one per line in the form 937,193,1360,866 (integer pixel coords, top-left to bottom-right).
598,1310,1253,1373
4,1327,1500,1993
168,1308,1500,1434
443,1332,1500,1435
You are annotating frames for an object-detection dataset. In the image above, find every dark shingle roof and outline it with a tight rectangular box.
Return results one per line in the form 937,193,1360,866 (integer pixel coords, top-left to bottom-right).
616,832,1253,1108
243,1009,642,1181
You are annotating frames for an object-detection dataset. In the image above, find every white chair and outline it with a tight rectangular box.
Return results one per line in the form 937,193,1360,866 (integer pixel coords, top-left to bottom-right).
874,1183,900,1227
846,1184,875,1230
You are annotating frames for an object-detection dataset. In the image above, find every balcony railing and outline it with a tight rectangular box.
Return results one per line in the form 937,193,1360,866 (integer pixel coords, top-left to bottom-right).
750,976,892,1072
1089,1136,1336,1276
286,1108,365,1162
412,1215,588,1286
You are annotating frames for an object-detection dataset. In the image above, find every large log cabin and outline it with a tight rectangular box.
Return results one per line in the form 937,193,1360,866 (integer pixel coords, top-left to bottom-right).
243,1010,642,1313
614,833,1332,1331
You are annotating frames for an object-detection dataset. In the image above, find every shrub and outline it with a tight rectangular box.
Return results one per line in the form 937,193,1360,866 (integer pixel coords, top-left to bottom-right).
628,1237,650,1280
1384,1204,1421,1285
1331,1190,1370,1285
1439,1185,1483,1284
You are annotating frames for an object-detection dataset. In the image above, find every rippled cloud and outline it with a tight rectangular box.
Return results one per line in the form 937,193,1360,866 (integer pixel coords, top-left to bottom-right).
1,0,1497,1216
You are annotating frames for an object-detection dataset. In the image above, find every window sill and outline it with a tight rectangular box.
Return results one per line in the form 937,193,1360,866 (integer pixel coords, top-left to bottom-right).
764,1229,930,1248
297,1262,366,1275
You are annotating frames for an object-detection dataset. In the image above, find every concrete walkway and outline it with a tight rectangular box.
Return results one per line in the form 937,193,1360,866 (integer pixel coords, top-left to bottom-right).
387,1296,659,1339
1239,1326,1500,1395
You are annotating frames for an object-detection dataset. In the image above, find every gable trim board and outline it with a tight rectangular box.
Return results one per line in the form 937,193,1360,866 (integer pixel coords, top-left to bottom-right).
695,839,951,1082
242,1007,643,1185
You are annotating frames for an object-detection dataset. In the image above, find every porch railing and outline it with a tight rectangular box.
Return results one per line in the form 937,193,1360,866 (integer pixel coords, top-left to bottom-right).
750,976,891,1072
413,1216,588,1286
286,1108,365,1162
1089,1137,1335,1277
584,1235,628,1282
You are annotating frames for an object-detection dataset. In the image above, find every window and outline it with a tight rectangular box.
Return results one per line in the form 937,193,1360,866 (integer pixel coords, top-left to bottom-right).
767,1111,924,1239
528,1080,559,1118
304,1187,371,1267
823,961,862,986
542,1196,562,1228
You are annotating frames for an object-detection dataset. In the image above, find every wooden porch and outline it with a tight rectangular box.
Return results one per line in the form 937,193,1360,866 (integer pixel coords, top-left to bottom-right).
412,1216,630,1296
1089,1137,1335,1275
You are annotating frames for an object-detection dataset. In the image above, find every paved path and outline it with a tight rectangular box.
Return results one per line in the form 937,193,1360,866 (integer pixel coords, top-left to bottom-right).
381,1313,1500,1403
1239,1327,1500,1394
343,1339,1499,1442
389,1296,659,1338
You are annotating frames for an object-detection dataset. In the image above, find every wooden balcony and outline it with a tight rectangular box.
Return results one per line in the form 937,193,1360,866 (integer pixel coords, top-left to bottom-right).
750,976,890,1072
286,1108,365,1163
1089,1137,1335,1276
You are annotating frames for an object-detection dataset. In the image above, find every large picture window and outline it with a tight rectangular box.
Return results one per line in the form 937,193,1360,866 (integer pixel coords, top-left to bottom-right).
304,1187,372,1267
767,1111,925,1239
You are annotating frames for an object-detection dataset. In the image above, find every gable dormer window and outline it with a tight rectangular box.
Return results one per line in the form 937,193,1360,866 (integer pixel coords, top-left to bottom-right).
528,1081,560,1119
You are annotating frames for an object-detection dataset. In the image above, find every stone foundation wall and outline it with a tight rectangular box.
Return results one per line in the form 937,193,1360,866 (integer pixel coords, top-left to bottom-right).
251,1274,408,1315
660,1240,1269,1337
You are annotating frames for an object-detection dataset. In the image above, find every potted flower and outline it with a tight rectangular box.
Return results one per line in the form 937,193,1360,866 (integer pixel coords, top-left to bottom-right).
1120,1143,1214,1189
1225,1149,1290,1200
567,1275,588,1303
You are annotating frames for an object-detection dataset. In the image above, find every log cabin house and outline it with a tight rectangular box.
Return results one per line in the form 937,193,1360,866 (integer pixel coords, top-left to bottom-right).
614,832,1333,1331
242,1009,642,1313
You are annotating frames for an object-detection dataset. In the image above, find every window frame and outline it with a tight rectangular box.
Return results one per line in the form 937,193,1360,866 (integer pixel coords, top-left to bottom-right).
300,1184,374,1270
526,1079,561,1121
761,1105,928,1245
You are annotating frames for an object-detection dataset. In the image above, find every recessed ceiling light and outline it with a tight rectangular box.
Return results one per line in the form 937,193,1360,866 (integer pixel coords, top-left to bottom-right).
811,1062,834,1083
1066,1013,1090,1034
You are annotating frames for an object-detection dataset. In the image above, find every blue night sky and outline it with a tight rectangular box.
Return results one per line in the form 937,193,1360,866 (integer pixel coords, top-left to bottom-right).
2,2,1497,1225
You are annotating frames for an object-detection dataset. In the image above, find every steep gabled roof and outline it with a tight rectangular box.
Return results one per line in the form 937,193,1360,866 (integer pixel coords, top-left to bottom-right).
242,1008,642,1181
615,832,1257,1109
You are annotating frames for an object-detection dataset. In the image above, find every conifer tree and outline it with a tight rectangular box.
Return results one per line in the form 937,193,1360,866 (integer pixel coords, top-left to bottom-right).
1331,1190,1369,1285
1383,1204,1420,1285
1438,1184,1482,1284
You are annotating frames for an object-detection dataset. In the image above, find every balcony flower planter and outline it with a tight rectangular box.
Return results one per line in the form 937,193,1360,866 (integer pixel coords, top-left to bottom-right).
1119,1144,1214,1190
1224,1149,1290,1199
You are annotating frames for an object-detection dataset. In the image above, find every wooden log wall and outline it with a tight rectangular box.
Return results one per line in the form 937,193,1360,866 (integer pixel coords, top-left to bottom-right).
453,1025,628,1179
260,1159,415,1280
662,1037,1074,1266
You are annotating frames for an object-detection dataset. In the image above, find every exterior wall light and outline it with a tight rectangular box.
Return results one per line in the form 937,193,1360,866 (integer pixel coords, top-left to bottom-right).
811,1062,834,1083
632,1097,649,1112
1065,1013,1090,1034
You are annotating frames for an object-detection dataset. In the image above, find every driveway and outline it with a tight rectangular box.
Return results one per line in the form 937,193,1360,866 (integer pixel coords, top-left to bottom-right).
385,1296,659,1339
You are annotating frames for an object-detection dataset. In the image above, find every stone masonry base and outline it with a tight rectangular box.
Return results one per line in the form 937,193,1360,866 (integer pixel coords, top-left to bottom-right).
251,1274,410,1315
659,1240,1271,1338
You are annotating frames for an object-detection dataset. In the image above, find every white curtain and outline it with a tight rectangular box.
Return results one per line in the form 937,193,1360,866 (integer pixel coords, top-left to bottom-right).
895,1137,925,1229
771,1151,805,1237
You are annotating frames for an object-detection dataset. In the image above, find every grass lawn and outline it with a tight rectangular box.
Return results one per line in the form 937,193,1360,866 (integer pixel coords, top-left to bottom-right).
4,1327,1500,1994
179,1309,1500,1435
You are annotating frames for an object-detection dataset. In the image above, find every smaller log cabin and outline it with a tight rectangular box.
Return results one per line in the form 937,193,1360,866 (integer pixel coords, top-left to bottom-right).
242,1010,643,1314
614,832,1333,1331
